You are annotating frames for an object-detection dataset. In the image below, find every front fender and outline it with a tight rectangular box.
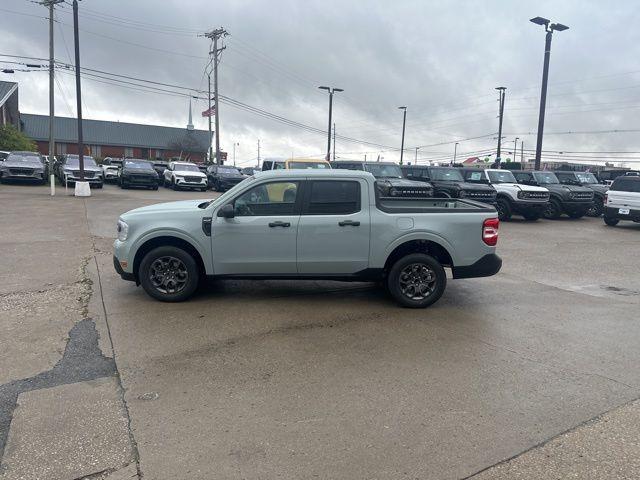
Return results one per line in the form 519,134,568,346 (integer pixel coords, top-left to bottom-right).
131,228,212,274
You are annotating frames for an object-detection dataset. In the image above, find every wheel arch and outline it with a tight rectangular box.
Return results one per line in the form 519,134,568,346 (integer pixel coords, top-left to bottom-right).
133,236,207,283
384,239,454,272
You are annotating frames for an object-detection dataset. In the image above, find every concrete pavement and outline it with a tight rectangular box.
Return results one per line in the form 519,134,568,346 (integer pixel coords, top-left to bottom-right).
1,182,639,479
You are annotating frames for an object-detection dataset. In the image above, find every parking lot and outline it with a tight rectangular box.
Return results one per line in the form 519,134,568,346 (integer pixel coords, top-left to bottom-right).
1,183,640,479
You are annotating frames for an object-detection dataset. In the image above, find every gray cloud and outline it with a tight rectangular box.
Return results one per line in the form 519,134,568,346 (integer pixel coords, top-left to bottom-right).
1,0,639,166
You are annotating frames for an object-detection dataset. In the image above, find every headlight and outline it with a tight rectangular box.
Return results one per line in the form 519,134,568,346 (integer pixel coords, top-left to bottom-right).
458,190,467,198
117,219,129,241
517,190,530,199
389,188,397,196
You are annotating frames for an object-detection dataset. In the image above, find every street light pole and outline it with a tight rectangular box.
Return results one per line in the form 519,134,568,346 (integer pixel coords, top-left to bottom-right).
514,137,519,164
452,142,459,166
318,86,343,161
72,0,85,187
233,142,239,166
415,146,420,163
531,16,569,170
495,87,506,168
398,106,407,165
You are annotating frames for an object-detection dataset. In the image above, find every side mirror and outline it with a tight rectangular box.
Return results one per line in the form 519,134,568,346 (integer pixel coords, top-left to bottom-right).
217,204,235,218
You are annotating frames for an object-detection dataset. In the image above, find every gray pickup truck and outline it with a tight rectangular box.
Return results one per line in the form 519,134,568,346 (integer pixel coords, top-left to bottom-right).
114,170,502,307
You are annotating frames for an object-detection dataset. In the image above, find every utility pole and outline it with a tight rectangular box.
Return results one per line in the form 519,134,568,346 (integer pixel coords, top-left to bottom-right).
452,142,459,166
233,142,239,166
398,106,407,164
72,0,85,186
495,87,506,168
332,122,336,161
521,141,524,164
513,137,519,164
42,0,63,196
530,17,569,170
204,28,228,164
207,73,213,162
257,139,261,165
318,86,343,161
415,147,419,163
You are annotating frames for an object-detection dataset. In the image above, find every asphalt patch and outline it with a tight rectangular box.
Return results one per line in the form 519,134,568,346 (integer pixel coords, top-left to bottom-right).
0,319,116,463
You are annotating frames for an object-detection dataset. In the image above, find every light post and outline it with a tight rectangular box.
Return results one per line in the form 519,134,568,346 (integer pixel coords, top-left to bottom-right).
452,142,459,166
232,142,239,166
318,86,343,161
495,87,506,167
398,106,407,165
530,16,569,170
513,137,519,164
414,146,420,163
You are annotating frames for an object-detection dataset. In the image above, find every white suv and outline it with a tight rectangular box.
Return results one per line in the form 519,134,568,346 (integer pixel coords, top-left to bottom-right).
603,176,640,226
163,161,208,191
460,168,550,221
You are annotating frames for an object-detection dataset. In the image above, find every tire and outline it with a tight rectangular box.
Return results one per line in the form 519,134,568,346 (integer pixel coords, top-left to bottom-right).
496,198,512,221
522,212,540,221
568,211,585,219
587,198,604,217
200,187,207,192
139,246,200,302
213,180,220,192
152,185,158,191
171,178,178,190
604,216,619,227
543,198,562,219
386,253,447,308
95,183,103,189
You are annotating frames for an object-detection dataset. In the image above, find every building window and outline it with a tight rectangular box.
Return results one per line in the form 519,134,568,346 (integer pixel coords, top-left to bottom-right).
155,149,163,159
124,147,133,158
56,143,67,155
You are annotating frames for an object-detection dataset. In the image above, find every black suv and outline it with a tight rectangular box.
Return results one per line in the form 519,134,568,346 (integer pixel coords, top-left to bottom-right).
207,164,245,191
118,159,159,190
402,165,497,204
331,161,433,198
554,171,608,217
513,171,593,219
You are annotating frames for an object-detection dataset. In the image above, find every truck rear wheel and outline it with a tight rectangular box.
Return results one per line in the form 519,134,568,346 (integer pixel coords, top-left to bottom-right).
139,246,200,302
387,253,446,308
604,216,619,227
587,198,604,217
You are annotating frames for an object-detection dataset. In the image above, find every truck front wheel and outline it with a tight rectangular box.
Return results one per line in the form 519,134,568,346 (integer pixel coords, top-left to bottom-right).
139,246,200,302
496,198,512,221
387,253,447,308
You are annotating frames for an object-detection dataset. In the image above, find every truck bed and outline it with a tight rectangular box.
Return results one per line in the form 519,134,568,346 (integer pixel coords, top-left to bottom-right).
376,197,497,214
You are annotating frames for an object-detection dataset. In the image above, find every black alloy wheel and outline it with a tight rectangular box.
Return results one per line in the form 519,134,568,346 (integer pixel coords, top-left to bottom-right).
387,253,447,308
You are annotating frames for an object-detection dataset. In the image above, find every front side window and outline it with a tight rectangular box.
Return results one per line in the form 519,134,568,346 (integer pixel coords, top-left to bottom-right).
533,172,559,184
305,181,360,215
234,181,299,216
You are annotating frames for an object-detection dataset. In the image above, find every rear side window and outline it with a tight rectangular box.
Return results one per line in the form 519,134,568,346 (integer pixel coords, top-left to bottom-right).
611,179,640,193
305,181,361,215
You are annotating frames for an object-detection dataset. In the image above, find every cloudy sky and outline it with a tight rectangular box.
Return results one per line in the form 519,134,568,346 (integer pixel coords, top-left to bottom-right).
1,0,640,166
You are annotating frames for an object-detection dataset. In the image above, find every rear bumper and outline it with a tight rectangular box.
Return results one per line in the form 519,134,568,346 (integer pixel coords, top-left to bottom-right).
605,206,640,222
452,253,502,279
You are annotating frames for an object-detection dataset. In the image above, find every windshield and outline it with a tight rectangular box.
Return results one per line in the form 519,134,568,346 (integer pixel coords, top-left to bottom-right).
575,172,598,184
175,164,200,172
487,170,517,183
6,154,42,163
65,157,97,167
218,167,240,174
124,160,154,170
287,161,330,169
364,164,402,178
429,168,463,181
533,172,559,184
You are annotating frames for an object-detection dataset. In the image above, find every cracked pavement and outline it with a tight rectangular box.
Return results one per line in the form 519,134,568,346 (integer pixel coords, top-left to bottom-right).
1,183,639,479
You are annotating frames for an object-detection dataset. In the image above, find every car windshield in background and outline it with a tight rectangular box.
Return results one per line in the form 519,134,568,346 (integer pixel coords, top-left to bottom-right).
219,167,240,174
6,154,42,163
364,164,402,178
533,172,559,184
575,172,598,184
487,170,517,183
430,168,463,181
124,160,154,170
176,164,200,172
66,157,97,167
612,179,640,193
287,161,329,169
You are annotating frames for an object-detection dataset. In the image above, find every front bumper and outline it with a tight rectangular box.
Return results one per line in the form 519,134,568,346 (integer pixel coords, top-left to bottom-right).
512,200,547,214
64,174,103,184
1,171,45,181
218,178,244,189
452,253,502,279
605,206,640,222
122,174,158,186
563,200,592,213
113,255,136,282
175,177,208,188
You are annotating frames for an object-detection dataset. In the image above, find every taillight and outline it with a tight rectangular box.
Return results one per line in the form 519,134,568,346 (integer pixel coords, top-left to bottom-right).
482,218,499,246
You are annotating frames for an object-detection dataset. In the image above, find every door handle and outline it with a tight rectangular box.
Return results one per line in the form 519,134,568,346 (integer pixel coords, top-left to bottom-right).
338,220,360,226
268,221,291,227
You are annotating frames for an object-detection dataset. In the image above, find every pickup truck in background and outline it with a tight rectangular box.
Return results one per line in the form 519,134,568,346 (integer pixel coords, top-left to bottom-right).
555,171,608,217
512,170,594,219
113,170,501,308
603,176,640,226
459,168,549,221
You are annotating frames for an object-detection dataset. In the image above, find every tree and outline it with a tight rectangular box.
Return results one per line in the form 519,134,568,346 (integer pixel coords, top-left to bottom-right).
167,133,206,161
0,124,37,151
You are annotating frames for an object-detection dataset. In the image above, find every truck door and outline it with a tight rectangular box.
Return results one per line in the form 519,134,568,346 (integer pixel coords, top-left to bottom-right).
211,180,302,274
297,178,370,274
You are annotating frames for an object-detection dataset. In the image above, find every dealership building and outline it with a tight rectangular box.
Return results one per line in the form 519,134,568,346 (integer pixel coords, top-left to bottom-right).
1,80,211,161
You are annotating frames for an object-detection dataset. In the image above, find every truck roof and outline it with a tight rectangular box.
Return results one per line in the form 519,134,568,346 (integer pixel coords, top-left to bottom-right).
255,169,373,180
